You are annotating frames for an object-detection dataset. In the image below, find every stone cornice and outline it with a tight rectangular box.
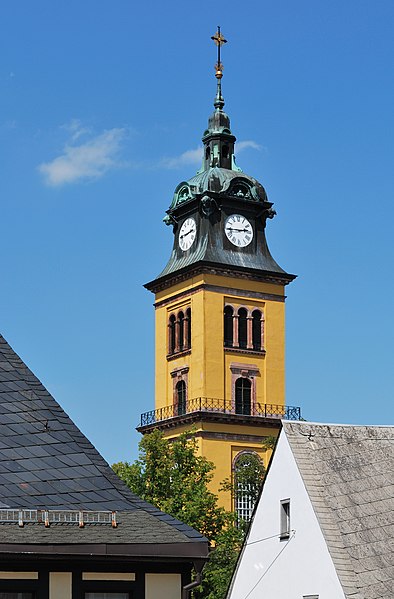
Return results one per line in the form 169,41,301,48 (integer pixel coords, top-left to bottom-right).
146,261,296,295
154,282,285,309
137,411,284,434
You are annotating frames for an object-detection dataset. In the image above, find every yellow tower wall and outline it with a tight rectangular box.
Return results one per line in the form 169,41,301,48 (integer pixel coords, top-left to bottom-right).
154,273,286,409
149,270,288,511
161,420,276,512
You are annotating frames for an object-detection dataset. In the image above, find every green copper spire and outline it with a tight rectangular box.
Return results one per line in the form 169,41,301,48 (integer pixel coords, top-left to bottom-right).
211,26,227,110
198,27,237,171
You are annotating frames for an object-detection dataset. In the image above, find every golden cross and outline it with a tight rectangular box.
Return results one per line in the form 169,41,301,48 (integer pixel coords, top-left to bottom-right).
211,26,227,48
211,26,227,80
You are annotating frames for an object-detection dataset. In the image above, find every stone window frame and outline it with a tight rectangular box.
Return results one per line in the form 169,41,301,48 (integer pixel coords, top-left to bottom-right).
170,365,189,415
167,305,191,357
230,362,259,415
223,303,265,352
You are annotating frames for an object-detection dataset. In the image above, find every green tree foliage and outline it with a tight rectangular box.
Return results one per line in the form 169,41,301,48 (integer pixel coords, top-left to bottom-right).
113,430,241,598
195,523,244,599
112,429,227,539
261,435,277,451
112,430,271,599
235,452,266,505
220,452,266,522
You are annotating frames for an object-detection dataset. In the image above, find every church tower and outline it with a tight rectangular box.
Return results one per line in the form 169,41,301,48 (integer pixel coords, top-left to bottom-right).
138,29,301,516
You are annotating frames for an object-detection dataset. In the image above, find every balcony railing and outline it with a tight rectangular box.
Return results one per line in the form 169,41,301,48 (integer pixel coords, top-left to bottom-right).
139,397,301,427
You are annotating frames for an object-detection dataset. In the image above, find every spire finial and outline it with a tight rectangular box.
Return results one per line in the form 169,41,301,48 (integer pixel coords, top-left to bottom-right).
211,26,227,110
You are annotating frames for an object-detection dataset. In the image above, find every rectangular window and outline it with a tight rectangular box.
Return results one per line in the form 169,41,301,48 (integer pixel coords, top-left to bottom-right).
280,499,290,539
303,596,319,599
0,594,35,599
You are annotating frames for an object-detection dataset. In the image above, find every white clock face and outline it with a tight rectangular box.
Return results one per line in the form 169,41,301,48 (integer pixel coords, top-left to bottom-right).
178,217,197,251
224,214,253,247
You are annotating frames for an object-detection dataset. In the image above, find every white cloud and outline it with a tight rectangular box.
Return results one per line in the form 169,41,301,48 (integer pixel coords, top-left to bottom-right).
60,119,92,142
236,140,262,153
160,140,261,170
160,146,203,169
38,127,126,187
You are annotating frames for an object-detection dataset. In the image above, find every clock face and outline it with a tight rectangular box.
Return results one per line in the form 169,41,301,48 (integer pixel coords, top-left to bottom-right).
224,214,253,247
178,217,197,251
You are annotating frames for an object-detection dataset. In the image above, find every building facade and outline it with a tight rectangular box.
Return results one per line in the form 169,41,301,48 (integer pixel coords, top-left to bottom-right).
0,334,208,599
227,422,394,599
138,30,301,514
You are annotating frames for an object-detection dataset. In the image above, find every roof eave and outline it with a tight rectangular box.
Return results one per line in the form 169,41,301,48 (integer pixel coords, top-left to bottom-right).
0,541,210,560
145,261,296,294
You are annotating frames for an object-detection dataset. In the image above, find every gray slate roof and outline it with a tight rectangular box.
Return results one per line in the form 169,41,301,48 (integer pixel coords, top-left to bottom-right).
284,421,394,599
0,511,199,546
0,334,207,549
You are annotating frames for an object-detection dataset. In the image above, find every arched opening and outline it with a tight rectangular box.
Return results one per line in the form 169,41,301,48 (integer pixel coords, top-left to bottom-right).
235,377,251,415
224,306,234,347
186,307,191,349
176,380,186,416
205,146,210,161
222,144,229,158
169,314,176,354
233,452,265,523
238,308,247,349
252,310,262,351
178,311,184,352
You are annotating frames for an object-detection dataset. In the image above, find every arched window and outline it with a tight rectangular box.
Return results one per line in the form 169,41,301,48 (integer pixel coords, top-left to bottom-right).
178,311,184,352
235,377,251,415
222,144,229,158
186,307,191,349
176,380,186,416
169,314,176,354
252,310,262,351
238,308,248,349
224,306,234,347
234,452,265,523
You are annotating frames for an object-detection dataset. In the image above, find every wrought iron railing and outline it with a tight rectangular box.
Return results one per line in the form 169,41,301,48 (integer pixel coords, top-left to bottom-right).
139,397,301,427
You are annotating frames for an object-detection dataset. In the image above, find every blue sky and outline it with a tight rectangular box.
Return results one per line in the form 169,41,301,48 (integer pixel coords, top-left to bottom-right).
1,1,393,464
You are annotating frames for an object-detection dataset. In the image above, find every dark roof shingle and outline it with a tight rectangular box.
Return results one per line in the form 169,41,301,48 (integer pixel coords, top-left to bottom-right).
0,334,208,548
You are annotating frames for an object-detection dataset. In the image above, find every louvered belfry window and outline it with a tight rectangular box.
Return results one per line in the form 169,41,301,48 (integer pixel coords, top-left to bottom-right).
252,309,262,350
224,306,234,347
223,305,263,351
238,308,248,349
168,308,191,355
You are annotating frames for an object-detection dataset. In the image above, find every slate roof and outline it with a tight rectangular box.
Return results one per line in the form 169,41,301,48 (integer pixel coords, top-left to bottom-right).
284,421,394,599
0,334,208,553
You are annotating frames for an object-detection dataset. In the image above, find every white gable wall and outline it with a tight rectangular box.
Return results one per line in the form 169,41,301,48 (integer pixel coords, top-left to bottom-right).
227,430,346,599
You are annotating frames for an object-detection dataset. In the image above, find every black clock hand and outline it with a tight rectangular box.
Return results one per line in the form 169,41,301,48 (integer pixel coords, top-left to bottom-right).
227,227,250,233
180,229,194,239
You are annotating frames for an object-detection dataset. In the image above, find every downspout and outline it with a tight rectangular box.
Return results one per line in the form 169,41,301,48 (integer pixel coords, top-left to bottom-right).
182,560,205,599
182,571,202,599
